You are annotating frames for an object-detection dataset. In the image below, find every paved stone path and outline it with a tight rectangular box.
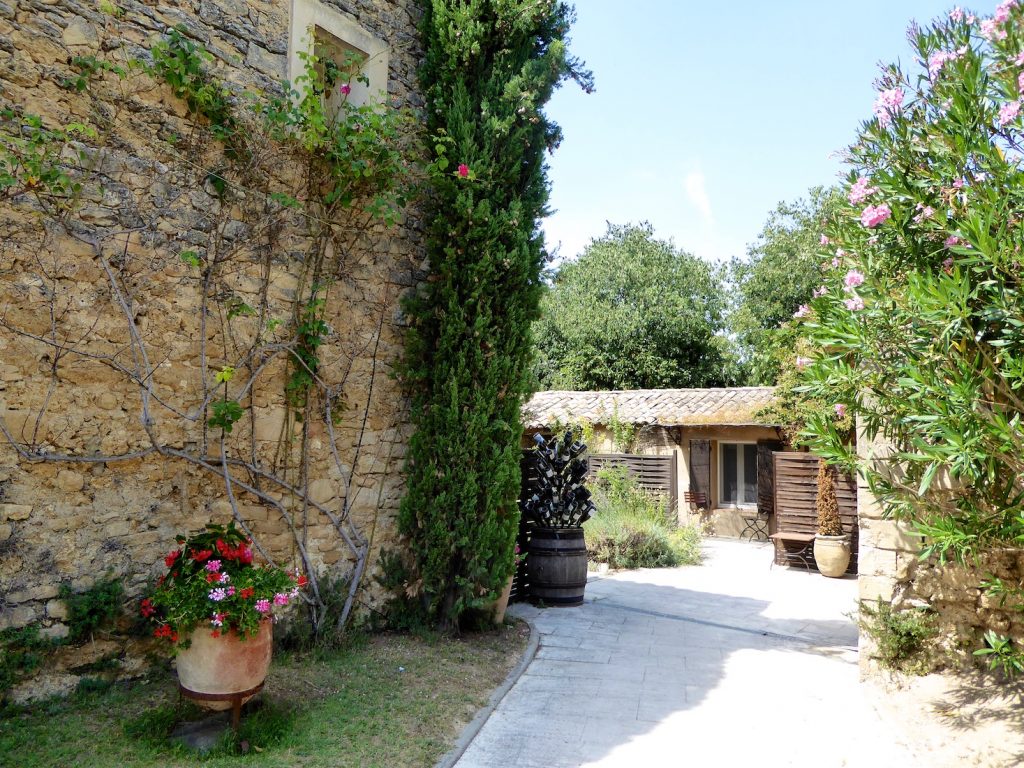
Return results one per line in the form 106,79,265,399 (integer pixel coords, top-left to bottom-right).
454,538,919,768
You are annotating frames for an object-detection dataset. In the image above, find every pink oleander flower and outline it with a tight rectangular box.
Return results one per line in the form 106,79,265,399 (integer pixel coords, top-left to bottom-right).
873,88,904,127
255,599,271,614
1000,101,1021,126
848,176,879,205
913,204,935,223
943,256,954,269
844,296,865,311
339,83,351,96
928,50,961,80
793,304,810,319
819,234,830,245
945,235,963,248
1018,72,1024,95
273,592,290,606
981,18,1007,41
831,257,841,268
795,356,812,370
844,269,865,290
860,204,892,228
813,286,829,298
952,177,966,189
995,1,1016,24
834,403,847,419
1017,51,1024,65
950,7,964,22
205,559,221,572
209,587,227,602
457,163,470,178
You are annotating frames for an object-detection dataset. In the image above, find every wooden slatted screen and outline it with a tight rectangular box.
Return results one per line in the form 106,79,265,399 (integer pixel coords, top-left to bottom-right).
688,440,711,509
773,452,858,574
587,453,677,515
757,440,783,518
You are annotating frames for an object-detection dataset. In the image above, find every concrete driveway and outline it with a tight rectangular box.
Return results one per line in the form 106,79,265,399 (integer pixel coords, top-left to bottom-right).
452,538,918,768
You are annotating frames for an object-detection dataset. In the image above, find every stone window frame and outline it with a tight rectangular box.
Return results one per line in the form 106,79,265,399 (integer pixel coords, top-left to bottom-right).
288,0,390,108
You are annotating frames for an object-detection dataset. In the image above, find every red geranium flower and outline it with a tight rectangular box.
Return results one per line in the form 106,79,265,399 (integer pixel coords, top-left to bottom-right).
190,549,213,562
211,629,220,639
240,587,255,599
164,549,181,568
140,598,156,618
297,574,308,587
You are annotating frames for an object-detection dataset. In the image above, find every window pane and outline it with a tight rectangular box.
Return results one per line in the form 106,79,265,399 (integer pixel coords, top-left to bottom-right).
722,443,737,503
743,444,758,504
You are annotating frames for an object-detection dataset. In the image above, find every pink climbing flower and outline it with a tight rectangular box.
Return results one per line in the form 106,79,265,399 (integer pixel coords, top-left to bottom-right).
339,83,351,96
205,559,221,572
255,599,271,614
793,304,810,319
999,101,1021,126
457,163,470,178
860,204,891,228
273,592,290,606
834,404,847,419
844,296,865,311
873,88,904,127
848,176,878,205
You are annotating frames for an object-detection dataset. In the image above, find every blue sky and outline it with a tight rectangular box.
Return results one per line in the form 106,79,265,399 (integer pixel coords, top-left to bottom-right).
542,1,997,265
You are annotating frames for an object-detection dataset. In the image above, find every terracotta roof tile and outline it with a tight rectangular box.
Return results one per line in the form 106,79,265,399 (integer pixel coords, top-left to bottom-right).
522,387,778,429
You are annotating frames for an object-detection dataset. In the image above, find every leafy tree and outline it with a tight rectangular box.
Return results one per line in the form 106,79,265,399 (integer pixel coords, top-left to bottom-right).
534,223,733,390
794,6,1024,653
399,1,590,631
729,186,841,385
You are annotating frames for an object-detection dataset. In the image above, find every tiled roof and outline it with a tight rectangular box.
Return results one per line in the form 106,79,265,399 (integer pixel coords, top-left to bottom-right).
523,387,778,429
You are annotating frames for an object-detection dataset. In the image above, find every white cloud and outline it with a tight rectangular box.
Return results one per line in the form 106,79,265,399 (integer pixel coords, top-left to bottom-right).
683,170,714,225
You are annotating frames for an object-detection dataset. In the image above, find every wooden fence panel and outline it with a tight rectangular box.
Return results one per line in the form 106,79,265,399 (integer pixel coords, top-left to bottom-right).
773,452,858,574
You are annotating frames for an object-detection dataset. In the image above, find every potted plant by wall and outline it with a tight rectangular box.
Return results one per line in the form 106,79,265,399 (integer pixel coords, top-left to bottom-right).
522,429,595,606
813,459,851,577
141,521,305,715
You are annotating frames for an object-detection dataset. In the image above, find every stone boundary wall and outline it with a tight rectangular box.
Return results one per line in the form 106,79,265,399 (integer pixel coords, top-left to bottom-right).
857,422,1024,673
0,0,424,638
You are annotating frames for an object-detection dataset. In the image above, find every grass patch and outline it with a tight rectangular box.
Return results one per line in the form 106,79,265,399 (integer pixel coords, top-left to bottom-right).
0,622,529,767
587,467,703,569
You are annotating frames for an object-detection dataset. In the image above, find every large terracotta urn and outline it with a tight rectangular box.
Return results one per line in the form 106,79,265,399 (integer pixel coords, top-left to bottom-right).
176,620,273,711
813,534,852,578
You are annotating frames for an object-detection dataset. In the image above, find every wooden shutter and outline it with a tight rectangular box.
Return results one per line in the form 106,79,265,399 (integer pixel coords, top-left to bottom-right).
757,439,783,518
688,440,711,507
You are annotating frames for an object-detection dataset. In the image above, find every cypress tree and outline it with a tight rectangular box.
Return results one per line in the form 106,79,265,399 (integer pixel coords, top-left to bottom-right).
399,1,591,630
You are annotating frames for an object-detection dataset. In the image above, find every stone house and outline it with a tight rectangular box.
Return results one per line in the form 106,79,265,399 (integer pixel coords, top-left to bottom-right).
0,0,424,636
523,387,788,537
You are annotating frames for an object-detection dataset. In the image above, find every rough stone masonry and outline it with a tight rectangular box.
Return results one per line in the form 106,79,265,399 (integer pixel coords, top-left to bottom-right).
0,0,425,639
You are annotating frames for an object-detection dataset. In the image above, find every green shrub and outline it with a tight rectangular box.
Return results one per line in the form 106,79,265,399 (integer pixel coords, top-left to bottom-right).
974,631,1024,681
858,599,936,674
59,575,124,643
0,625,58,697
587,467,703,569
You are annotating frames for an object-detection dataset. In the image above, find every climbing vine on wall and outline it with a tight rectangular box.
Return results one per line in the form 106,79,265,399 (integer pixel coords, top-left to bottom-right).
0,19,414,639
397,0,592,630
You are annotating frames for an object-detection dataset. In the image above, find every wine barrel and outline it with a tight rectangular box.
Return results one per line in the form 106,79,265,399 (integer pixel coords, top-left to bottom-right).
527,527,588,606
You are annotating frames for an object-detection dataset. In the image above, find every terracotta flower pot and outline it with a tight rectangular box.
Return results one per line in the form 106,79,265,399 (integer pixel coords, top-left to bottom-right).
176,620,273,711
491,574,514,624
813,534,851,578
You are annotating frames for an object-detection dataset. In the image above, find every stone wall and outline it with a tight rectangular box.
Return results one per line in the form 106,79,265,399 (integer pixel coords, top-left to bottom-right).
856,421,1024,673
0,0,424,638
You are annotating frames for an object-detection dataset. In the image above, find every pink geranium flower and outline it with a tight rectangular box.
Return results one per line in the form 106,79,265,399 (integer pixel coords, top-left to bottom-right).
860,204,892,228
273,592,290,606
205,559,221,572
457,163,470,178
255,599,271,614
